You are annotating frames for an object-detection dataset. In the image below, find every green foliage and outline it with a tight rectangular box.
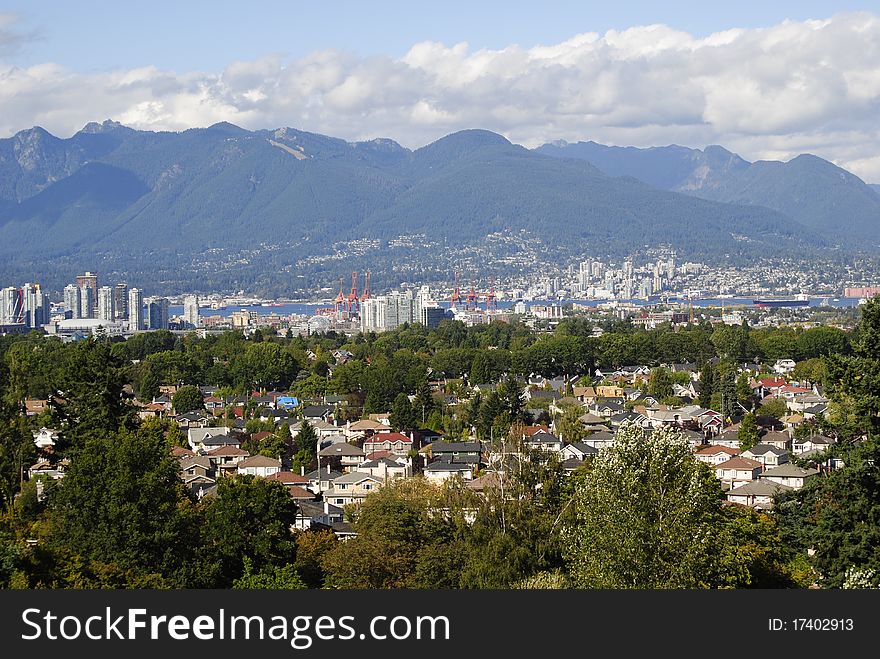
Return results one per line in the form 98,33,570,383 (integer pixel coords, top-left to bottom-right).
46,419,199,587
647,367,673,399
562,423,724,588
390,393,417,432
737,413,761,452
775,438,880,588
232,556,306,589
171,385,204,414
202,475,299,587
759,397,789,420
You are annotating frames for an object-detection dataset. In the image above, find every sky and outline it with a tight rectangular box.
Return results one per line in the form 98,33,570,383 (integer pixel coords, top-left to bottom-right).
3,1,880,181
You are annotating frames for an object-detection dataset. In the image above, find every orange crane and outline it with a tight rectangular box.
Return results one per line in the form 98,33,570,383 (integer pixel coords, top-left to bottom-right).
347,271,359,314
360,271,372,302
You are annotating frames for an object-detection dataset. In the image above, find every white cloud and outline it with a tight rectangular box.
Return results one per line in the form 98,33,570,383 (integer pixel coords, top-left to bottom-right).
3,11,880,180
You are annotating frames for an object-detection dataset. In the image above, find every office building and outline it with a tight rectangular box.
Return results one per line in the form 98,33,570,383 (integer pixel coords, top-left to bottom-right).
128,288,144,332
147,297,170,330
76,271,98,316
21,283,49,328
114,283,128,321
1,287,23,325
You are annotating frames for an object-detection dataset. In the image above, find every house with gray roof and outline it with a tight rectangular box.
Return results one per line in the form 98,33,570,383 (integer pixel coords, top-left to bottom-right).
742,444,790,468
758,463,819,489
323,472,383,507
726,480,793,509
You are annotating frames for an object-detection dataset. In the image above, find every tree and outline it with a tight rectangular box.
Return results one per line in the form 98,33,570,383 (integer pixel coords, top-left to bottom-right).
293,421,318,473
202,475,299,587
51,338,135,449
172,385,204,414
737,413,761,452
259,433,287,460
47,420,198,586
698,361,715,409
562,423,723,588
232,556,306,589
647,367,674,399
469,352,492,385
390,393,417,432
412,380,436,426
759,397,789,420
775,438,880,588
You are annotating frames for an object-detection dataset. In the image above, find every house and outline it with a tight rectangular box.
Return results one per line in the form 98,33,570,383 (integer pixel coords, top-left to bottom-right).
726,480,792,509
184,475,217,501
294,500,345,531
792,434,836,455
344,419,392,438
561,457,586,475
180,456,213,479
323,472,383,507
362,432,414,456
305,467,344,495
694,444,741,466
710,430,741,449
265,471,310,488
355,457,411,481
647,409,693,428
525,389,562,403
759,464,819,489
236,455,282,478
175,411,210,429
33,427,59,450
572,386,597,405
318,442,366,471
423,461,474,484
715,456,763,489
758,431,791,451
581,431,616,450
301,405,334,422
286,486,317,501
171,446,195,458
561,442,599,461
200,432,242,454
28,459,68,480
188,427,239,453
206,445,250,473
276,396,300,410
773,359,797,375
524,431,564,453
428,441,482,463
742,444,790,467
24,399,49,416
751,377,788,399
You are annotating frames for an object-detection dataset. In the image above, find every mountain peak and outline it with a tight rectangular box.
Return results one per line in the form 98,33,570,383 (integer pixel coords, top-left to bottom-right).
78,119,126,134
205,121,250,136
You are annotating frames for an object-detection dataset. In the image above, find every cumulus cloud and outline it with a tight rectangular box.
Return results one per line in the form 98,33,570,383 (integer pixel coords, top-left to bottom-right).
3,11,880,180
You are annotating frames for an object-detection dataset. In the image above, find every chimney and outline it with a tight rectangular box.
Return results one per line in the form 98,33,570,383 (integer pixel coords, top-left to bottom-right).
300,465,305,476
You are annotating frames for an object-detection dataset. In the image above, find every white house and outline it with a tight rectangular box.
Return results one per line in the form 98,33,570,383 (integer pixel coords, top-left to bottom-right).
694,444,740,466
773,359,797,375
33,427,59,450
354,456,411,481
715,456,763,489
323,472,383,507
423,461,474,484
741,444,790,468
236,455,282,477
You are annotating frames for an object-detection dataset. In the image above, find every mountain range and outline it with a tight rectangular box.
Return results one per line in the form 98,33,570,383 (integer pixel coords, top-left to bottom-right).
0,120,876,293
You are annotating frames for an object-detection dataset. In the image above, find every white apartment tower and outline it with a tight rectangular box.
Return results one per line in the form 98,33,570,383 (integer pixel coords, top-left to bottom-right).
183,295,200,328
64,284,82,320
128,288,144,332
97,286,116,321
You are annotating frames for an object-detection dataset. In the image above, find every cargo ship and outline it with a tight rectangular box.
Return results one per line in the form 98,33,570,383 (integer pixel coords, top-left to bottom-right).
753,294,810,308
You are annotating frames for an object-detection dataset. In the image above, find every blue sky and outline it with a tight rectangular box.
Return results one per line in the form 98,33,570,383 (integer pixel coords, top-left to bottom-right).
2,2,880,181
5,0,874,71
